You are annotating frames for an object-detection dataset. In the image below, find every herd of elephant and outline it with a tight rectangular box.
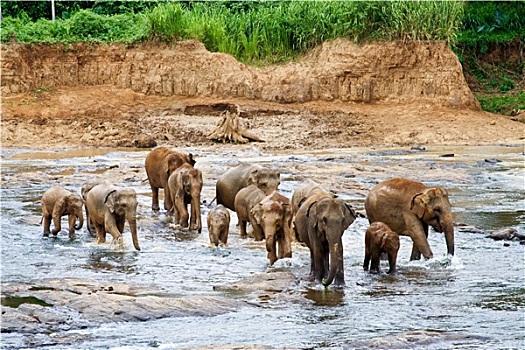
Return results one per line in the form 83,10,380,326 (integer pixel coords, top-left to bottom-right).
40,146,455,288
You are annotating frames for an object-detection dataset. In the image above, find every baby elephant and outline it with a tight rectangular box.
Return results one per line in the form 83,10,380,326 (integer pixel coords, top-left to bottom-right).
234,184,266,240
207,205,230,247
363,222,400,274
41,186,84,238
251,191,293,265
167,163,203,232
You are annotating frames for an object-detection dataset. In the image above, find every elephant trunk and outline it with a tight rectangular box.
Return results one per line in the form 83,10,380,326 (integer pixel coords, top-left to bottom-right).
191,195,202,233
323,239,345,287
128,218,141,251
444,215,454,256
265,233,277,265
74,211,84,230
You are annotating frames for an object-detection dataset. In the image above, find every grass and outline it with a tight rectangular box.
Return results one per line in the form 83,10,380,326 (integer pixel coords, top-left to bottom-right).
476,91,525,117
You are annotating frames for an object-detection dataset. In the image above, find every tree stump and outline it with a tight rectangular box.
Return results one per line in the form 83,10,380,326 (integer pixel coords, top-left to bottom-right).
208,111,263,144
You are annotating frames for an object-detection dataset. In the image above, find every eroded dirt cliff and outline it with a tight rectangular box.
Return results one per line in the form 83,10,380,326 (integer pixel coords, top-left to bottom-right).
1,39,522,149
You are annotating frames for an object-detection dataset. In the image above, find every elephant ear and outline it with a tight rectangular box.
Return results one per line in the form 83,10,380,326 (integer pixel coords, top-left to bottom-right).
52,196,67,218
188,153,196,166
410,191,429,219
306,200,319,231
104,190,118,214
380,232,389,250
342,202,357,229
251,203,263,225
248,169,259,186
283,203,293,226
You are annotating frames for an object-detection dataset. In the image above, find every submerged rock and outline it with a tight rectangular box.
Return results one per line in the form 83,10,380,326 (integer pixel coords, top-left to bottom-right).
488,228,518,241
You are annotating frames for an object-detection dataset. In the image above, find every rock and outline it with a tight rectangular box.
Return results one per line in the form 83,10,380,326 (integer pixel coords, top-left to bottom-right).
484,158,502,163
439,153,455,157
1,278,244,334
488,228,517,241
133,135,157,148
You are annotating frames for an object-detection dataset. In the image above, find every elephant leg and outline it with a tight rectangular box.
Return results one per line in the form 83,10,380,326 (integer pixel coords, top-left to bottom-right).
239,220,247,238
164,189,173,212
116,217,125,234
370,248,381,274
363,248,371,271
387,252,397,275
220,230,228,246
94,222,106,244
279,229,292,259
249,218,264,241
179,204,189,228
51,214,62,235
104,213,123,247
43,215,52,237
151,186,160,211
311,242,325,284
406,217,432,260
308,249,315,280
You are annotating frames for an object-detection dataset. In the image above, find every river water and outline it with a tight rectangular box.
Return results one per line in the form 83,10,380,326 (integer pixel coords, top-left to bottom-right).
1,145,524,349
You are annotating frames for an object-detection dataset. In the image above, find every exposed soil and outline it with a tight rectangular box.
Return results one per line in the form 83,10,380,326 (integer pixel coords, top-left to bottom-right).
1,40,523,150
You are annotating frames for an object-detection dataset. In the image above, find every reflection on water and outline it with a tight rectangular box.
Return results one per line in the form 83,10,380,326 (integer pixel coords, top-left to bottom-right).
304,288,345,307
82,251,139,274
1,145,524,349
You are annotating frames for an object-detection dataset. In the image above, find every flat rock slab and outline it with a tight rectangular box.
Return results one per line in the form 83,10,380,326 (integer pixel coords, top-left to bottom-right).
2,272,300,335
1,278,244,334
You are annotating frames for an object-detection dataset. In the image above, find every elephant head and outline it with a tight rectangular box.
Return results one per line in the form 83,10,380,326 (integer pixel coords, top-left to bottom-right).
104,189,140,251
52,193,84,236
251,192,293,264
248,168,280,195
410,187,454,256
307,198,357,287
166,153,195,178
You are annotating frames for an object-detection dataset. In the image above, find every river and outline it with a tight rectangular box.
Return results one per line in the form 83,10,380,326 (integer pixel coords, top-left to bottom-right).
1,145,524,349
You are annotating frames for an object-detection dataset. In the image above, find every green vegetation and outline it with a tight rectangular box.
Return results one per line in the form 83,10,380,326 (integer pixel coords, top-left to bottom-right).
1,0,523,115
0,0,464,62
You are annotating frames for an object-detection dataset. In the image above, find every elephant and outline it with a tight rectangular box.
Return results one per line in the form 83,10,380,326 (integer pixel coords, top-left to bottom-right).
216,163,280,211
41,186,84,238
364,177,454,260
145,147,196,212
85,183,141,251
81,180,109,237
167,163,203,232
363,222,400,274
251,191,293,265
234,184,267,240
294,183,357,287
207,204,230,247
291,180,328,238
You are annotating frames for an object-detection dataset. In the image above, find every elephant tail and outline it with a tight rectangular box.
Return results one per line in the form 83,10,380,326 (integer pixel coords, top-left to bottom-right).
207,196,217,208
39,216,43,225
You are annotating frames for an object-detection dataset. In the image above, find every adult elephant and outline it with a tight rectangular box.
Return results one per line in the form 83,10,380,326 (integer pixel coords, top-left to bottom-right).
145,147,196,212
86,184,141,251
364,177,454,260
41,186,84,238
167,163,203,232
216,163,280,211
294,183,357,287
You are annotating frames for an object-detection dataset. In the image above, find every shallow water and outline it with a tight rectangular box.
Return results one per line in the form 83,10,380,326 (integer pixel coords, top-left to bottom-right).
1,145,524,349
